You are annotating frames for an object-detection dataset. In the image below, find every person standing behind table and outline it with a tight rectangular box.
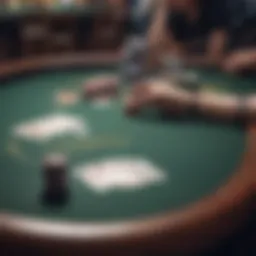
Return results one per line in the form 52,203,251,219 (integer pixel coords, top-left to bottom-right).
126,0,154,35
222,0,256,74
121,0,155,84
148,0,232,69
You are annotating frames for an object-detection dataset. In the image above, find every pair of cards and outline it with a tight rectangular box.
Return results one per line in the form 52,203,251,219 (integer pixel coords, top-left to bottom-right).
75,157,167,194
13,114,89,143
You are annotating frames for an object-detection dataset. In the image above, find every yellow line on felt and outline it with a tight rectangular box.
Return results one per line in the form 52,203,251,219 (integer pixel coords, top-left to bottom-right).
6,141,34,167
201,83,229,93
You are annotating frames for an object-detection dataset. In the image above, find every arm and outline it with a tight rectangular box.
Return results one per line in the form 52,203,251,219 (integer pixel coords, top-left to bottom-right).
148,0,184,53
147,0,168,49
223,49,256,73
147,0,184,68
183,29,228,68
183,0,230,69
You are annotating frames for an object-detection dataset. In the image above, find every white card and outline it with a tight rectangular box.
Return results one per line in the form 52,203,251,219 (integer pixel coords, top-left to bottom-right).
13,114,90,143
74,157,167,194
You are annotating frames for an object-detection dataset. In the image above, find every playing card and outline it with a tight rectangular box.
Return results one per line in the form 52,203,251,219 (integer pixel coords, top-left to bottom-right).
74,156,166,194
13,114,89,143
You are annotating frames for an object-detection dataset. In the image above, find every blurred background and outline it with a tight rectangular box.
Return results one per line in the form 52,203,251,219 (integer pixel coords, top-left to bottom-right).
0,1,255,255
0,0,132,60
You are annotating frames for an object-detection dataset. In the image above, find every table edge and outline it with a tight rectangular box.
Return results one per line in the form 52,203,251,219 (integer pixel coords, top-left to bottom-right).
0,54,255,253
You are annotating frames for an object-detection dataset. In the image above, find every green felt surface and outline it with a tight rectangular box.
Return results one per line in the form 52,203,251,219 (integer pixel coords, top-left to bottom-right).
0,67,255,222
196,69,256,94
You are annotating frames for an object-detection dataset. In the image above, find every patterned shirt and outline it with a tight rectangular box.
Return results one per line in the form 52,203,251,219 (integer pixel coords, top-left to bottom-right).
127,0,153,35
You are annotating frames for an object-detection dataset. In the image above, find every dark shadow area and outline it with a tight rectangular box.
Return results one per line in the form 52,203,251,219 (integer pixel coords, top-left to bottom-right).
132,108,247,130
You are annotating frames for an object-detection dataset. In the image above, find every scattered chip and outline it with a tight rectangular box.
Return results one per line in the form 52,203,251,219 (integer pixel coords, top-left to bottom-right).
83,75,119,99
56,90,79,106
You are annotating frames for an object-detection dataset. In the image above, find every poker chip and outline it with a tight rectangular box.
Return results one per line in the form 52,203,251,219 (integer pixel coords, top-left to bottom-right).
56,90,79,106
43,153,67,168
83,75,119,99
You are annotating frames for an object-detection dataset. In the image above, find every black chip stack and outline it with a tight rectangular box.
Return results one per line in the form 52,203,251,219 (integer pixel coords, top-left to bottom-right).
42,154,69,205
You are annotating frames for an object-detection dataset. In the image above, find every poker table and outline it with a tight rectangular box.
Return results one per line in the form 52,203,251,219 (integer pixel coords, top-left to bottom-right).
0,54,255,255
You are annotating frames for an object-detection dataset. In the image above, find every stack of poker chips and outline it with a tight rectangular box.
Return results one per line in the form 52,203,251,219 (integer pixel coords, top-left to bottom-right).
42,153,69,205
161,55,201,93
